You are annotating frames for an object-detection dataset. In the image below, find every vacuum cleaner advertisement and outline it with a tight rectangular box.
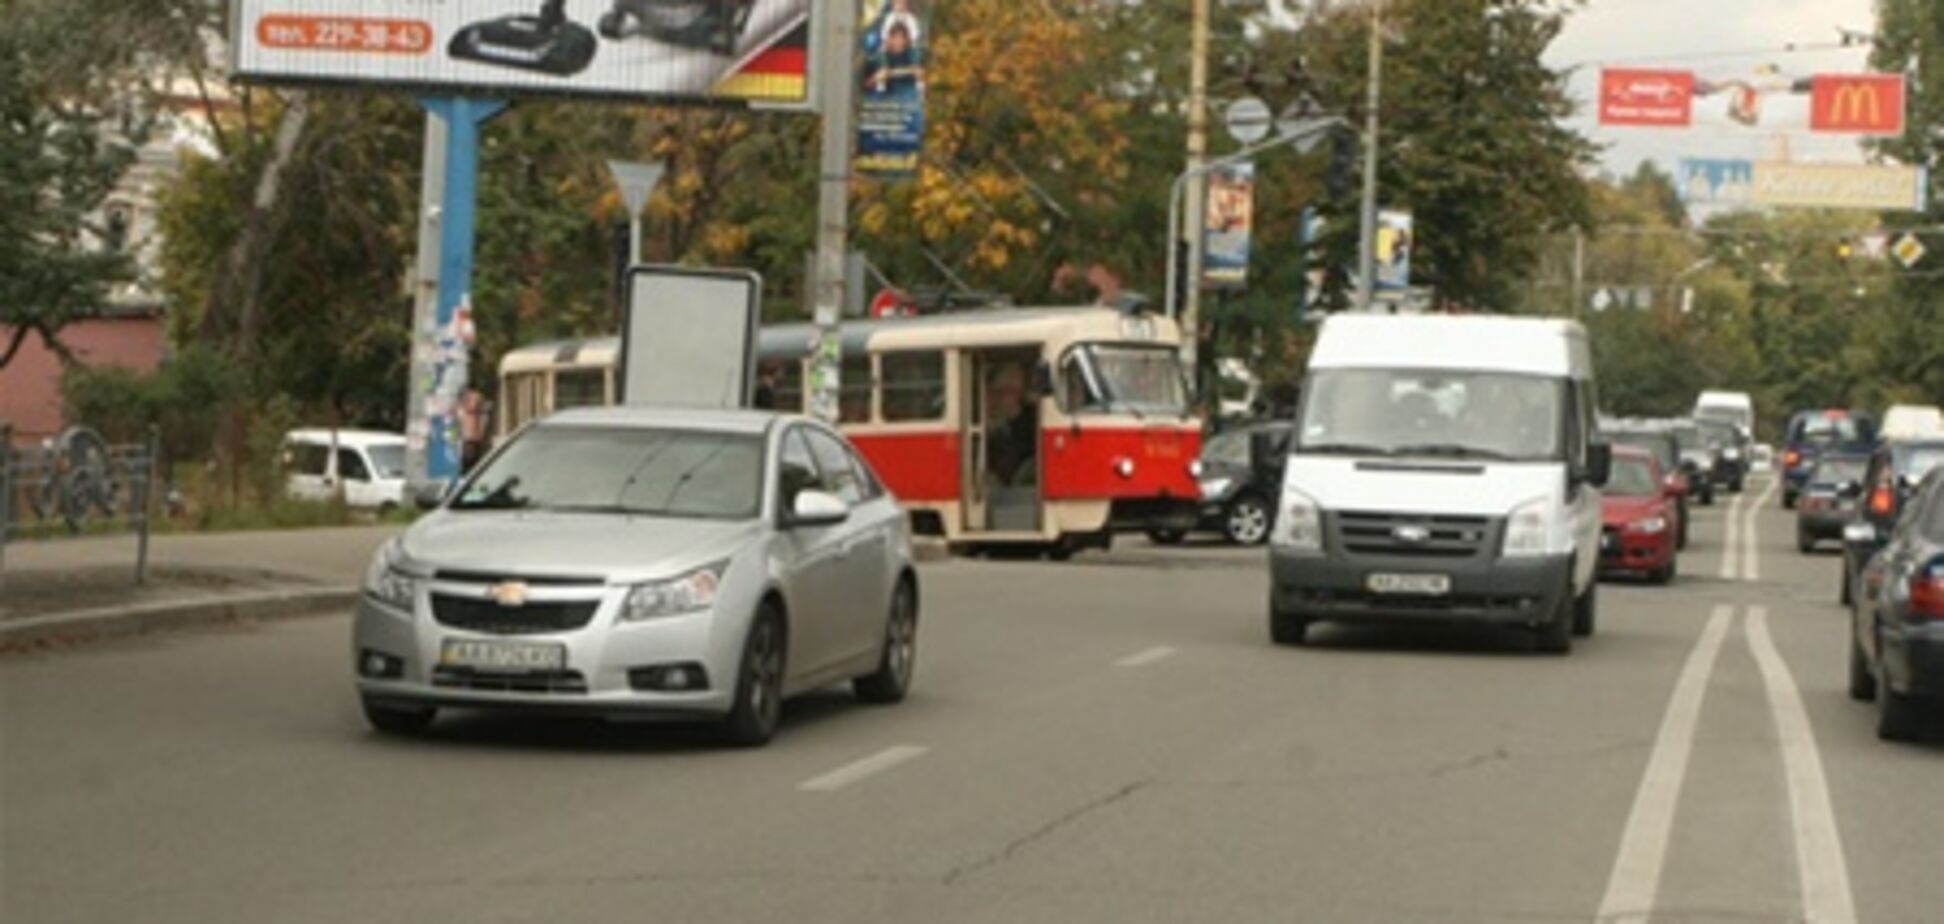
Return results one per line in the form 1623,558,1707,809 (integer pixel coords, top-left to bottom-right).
231,0,813,107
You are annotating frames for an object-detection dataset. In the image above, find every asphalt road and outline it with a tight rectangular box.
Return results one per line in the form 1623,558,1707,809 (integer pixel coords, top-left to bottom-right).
6,475,1941,923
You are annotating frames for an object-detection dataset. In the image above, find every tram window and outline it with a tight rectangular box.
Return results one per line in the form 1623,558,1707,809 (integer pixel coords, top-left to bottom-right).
881,351,945,422
554,368,607,411
840,355,874,423
762,360,804,412
1062,354,1104,412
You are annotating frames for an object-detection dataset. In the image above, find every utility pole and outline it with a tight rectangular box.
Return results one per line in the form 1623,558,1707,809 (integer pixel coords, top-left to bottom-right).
809,0,857,424
1354,0,1384,312
1571,226,1585,319
405,116,447,499
1181,0,1211,381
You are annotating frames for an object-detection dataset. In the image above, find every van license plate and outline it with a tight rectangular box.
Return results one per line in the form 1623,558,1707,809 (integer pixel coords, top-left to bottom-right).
440,639,566,672
1366,573,1452,596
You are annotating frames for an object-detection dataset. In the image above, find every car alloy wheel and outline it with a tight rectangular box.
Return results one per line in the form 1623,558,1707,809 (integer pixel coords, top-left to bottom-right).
723,607,785,746
1225,496,1271,546
856,580,917,704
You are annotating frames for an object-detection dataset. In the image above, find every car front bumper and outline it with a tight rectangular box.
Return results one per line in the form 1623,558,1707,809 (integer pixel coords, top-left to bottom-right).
1271,549,1573,627
352,595,740,718
1599,529,1673,575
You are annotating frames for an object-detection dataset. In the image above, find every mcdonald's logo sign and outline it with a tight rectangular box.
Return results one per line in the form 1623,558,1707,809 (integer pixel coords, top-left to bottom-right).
1811,74,1906,135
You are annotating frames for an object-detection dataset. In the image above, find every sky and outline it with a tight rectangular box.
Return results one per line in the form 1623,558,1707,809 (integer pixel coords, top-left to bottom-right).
1544,0,1880,179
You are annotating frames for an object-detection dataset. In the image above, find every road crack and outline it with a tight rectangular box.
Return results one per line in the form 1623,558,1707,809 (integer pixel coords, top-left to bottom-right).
941,779,1149,886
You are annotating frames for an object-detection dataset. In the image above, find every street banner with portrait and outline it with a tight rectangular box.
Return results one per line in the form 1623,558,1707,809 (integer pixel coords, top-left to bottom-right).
1201,162,1256,289
856,0,928,177
1375,210,1413,291
229,0,815,108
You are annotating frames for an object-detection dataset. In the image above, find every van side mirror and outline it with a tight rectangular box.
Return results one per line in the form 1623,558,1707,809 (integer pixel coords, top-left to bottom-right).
1583,440,1613,488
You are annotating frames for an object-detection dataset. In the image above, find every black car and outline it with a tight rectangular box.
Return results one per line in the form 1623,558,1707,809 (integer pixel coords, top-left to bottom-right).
1843,439,1944,605
1150,422,1291,546
1795,452,1869,552
1782,409,1877,509
1694,417,1748,493
1667,421,1718,506
1848,468,1944,741
1604,427,1691,549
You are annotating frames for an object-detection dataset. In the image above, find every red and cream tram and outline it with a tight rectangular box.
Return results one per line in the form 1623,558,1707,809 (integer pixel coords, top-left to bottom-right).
498,305,1204,554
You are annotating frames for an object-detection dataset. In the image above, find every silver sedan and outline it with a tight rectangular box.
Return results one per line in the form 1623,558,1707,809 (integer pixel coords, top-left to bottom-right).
352,407,918,746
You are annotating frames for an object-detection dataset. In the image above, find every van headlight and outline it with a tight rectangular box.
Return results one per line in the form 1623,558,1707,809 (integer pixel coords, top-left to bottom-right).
621,561,728,622
362,541,418,610
1271,486,1323,553
1501,497,1553,558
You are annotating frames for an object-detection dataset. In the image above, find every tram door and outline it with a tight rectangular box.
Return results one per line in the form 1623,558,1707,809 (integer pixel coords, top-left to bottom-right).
961,348,1042,534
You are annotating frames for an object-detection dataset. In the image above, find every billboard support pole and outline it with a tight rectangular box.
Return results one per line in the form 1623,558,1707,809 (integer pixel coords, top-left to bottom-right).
405,115,447,500
413,96,507,492
809,0,857,424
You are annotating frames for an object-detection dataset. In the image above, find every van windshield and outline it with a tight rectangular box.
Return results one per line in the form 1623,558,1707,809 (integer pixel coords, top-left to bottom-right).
1297,369,1566,461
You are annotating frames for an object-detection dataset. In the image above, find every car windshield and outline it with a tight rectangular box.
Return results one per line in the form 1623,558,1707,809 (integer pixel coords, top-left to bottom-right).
1298,369,1565,461
1894,446,1944,481
1608,456,1659,497
1694,419,1738,448
1204,430,1251,467
1076,344,1189,415
366,445,406,479
1791,414,1870,445
1808,457,1867,487
1607,432,1676,471
451,426,764,520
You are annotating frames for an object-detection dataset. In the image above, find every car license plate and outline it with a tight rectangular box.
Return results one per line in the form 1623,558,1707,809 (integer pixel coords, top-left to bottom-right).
440,639,566,672
1366,573,1452,596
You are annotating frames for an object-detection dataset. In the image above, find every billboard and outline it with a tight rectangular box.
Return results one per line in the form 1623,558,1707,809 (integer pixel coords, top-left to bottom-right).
1810,74,1907,136
621,267,762,409
229,0,814,108
1750,162,1930,212
855,0,927,176
1600,69,1695,127
1678,158,1756,208
1201,162,1255,289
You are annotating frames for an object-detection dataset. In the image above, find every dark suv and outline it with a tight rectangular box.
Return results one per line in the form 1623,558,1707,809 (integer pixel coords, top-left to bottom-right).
1782,410,1878,509
1847,468,1944,741
1694,418,1748,494
1842,439,1944,605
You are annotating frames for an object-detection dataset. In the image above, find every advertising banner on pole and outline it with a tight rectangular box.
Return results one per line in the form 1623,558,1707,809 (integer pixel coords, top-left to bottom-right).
1374,210,1413,291
229,0,815,108
855,0,927,176
1201,162,1255,289
1810,74,1907,136
621,267,762,409
1599,69,1695,127
1678,158,1756,208
1749,162,1930,212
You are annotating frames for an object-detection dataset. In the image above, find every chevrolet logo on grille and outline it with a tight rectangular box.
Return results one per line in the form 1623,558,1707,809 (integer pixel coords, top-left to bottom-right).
486,581,530,608
1392,525,1432,544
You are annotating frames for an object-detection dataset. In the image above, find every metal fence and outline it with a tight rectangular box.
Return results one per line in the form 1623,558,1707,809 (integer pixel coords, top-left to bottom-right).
1,424,161,586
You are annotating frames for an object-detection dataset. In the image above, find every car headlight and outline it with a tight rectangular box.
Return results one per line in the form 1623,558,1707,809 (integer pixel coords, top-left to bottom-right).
1199,477,1234,499
362,541,419,610
621,561,728,622
1188,459,1207,479
1502,496,1553,558
1271,485,1322,553
1626,516,1668,535
1723,448,1742,460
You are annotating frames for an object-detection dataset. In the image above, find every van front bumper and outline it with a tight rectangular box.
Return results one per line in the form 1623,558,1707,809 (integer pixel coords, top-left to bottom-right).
1271,550,1572,626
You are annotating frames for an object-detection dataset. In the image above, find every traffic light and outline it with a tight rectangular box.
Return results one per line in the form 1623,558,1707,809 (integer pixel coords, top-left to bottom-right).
1327,129,1357,201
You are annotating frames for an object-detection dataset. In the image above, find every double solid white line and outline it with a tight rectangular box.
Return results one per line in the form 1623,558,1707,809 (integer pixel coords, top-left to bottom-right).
1595,603,1855,924
1715,477,1779,582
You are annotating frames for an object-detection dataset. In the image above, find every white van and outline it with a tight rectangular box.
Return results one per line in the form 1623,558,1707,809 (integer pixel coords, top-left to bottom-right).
283,429,408,511
1881,404,1944,441
1694,390,1755,437
1267,314,1610,653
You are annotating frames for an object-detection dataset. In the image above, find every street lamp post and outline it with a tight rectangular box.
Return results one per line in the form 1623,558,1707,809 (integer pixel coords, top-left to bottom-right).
1353,0,1386,312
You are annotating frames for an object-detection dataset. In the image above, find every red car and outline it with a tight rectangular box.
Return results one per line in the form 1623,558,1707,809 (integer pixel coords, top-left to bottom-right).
1599,446,1679,584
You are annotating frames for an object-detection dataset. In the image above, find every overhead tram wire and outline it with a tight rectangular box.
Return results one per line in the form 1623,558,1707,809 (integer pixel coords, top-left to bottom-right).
1557,38,1864,73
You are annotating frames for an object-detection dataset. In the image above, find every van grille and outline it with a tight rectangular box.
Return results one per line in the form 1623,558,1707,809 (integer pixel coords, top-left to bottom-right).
1333,511,1494,559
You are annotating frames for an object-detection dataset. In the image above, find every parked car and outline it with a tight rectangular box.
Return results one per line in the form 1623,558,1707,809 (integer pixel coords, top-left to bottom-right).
1796,452,1870,553
1668,421,1718,506
1151,421,1293,546
1843,439,1944,605
1599,446,1678,584
1781,409,1877,509
284,429,408,511
1267,314,1610,654
353,408,919,746
1602,426,1690,549
1846,468,1944,741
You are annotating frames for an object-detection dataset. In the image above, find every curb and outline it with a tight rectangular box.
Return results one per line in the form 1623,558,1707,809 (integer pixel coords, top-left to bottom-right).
0,587,360,649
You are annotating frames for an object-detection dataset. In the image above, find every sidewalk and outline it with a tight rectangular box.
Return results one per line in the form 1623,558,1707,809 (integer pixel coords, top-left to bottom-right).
1,526,397,648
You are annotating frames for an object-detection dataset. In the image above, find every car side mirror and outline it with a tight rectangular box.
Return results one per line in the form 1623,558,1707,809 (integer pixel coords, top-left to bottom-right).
412,482,450,512
1583,440,1613,488
788,490,849,528
1843,521,1881,547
